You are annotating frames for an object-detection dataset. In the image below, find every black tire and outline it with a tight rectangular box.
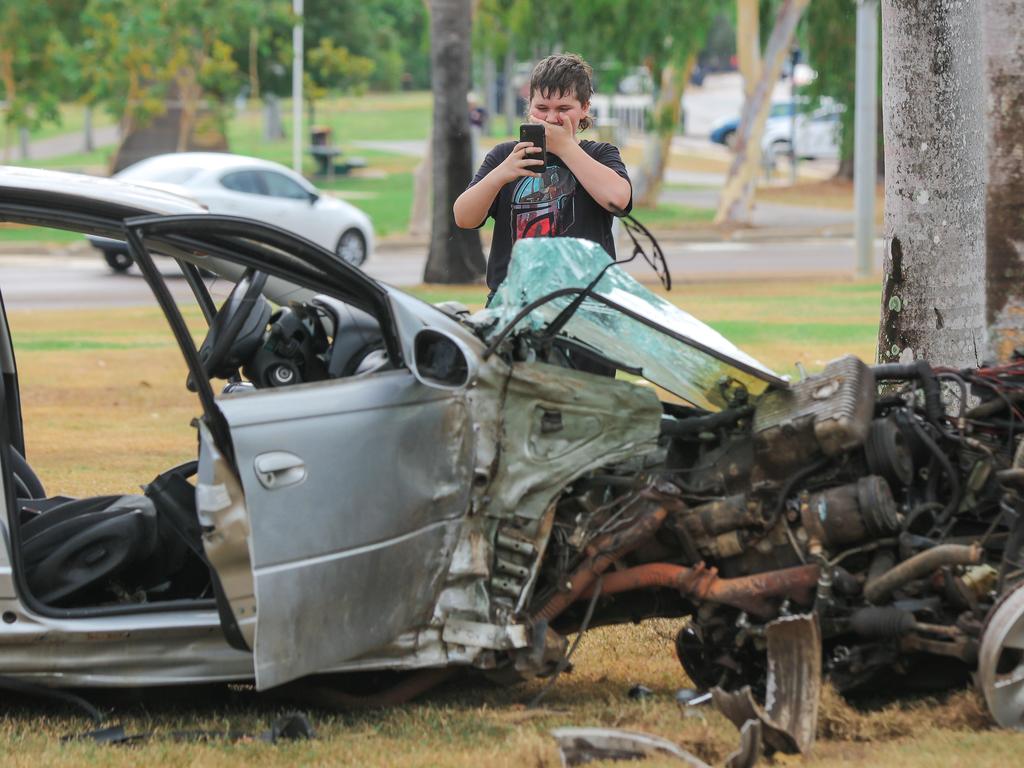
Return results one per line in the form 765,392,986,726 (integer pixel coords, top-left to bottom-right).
335,228,367,268
103,249,133,273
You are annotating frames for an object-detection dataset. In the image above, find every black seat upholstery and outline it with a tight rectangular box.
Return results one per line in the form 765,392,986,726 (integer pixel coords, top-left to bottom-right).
311,294,386,377
21,495,159,605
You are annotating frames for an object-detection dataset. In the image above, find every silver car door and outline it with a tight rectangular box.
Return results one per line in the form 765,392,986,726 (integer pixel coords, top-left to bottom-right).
122,213,474,690
213,369,474,689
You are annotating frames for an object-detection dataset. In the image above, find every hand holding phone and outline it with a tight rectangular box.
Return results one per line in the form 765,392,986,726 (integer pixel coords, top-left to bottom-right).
519,123,547,172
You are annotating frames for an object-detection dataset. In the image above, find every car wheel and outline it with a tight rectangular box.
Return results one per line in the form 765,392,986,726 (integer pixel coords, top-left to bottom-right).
335,228,367,267
103,249,133,273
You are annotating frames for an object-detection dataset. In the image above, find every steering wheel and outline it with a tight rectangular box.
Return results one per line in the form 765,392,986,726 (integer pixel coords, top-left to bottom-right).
198,268,271,380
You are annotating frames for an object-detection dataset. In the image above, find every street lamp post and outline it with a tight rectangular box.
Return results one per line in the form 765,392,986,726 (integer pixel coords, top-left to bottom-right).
292,0,304,174
854,0,879,276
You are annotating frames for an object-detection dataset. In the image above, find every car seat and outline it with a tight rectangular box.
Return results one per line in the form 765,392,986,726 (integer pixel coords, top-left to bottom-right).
20,495,160,605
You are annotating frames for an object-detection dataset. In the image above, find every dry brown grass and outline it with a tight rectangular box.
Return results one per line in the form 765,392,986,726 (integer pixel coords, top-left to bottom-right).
3,295,1022,765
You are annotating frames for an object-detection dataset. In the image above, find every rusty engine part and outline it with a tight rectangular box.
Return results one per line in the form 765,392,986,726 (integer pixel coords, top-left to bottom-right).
577,562,821,620
523,355,1024,739
530,498,672,624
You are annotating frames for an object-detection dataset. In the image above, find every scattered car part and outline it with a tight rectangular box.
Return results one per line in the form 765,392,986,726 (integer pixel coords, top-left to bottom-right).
712,614,821,755
550,727,714,768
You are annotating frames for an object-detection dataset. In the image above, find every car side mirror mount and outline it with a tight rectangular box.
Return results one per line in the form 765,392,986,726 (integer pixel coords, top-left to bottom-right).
308,191,319,206
410,329,476,390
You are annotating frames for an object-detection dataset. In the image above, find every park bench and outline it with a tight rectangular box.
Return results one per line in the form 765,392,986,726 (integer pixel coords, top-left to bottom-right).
309,126,366,180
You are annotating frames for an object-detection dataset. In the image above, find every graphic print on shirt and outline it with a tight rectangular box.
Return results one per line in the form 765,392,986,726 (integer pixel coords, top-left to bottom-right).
510,165,577,239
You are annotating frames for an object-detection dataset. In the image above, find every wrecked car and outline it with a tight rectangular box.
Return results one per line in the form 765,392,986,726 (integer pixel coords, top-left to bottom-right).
0,167,1023,743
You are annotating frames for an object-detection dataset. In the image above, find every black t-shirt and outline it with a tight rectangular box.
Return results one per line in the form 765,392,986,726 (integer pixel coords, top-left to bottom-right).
467,140,633,290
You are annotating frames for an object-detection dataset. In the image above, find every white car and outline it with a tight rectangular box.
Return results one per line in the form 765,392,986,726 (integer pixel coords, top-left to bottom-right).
90,152,374,271
761,103,843,169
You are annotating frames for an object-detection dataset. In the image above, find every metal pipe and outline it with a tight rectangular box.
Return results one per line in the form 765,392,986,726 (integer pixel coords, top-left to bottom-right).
530,501,671,624
577,562,821,619
854,0,879,276
864,543,983,604
291,0,304,173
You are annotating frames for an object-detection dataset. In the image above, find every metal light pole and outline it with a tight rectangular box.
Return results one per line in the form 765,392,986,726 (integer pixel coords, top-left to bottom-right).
291,0,304,173
788,47,800,185
854,0,879,276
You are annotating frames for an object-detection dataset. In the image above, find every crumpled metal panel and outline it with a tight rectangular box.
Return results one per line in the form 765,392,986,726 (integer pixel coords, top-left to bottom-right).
485,361,662,521
712,613,821,755
482,237,784,410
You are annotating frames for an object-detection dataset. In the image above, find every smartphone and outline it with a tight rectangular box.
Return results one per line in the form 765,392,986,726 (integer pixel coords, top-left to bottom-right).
519,123,547,173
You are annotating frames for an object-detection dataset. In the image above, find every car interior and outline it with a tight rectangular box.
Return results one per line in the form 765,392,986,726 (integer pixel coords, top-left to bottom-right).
6,229,391,614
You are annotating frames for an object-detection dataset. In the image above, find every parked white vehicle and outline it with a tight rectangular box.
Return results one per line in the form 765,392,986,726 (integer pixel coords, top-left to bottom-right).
90,152,374,271
761,104,843,169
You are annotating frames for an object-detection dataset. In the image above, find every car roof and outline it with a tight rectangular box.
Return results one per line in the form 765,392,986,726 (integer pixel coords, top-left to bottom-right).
121,152,300,177
0,166,207,217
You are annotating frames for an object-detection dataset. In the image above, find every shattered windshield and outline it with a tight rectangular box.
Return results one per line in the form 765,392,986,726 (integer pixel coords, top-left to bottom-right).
484,238,787,410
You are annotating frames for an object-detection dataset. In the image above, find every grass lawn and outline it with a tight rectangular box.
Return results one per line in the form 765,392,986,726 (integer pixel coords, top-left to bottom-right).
3,278,1021,765
4,90,722,241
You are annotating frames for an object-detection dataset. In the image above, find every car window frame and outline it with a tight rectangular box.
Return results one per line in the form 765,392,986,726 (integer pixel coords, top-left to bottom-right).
218,170,267,196
122,214,404,429
257,170,311,201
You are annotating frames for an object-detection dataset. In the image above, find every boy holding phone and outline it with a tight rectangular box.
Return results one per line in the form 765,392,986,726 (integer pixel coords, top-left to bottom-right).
453,53,633,299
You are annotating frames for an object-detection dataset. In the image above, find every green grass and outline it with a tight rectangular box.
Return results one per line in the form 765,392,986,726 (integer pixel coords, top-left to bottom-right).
0,225,81,243
4,90,724,238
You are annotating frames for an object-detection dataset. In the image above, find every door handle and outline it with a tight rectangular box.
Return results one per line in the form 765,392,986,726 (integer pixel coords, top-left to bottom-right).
254,451,307,489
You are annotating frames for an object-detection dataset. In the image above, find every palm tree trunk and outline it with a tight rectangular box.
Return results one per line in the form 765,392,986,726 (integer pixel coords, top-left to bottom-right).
634,58,692,208
423,0,486,283
714,0,809,225
985,0,1024,362
877,0,986,367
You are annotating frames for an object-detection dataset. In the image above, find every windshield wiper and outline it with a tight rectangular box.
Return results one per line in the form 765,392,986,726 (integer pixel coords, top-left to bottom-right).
536,210,671,343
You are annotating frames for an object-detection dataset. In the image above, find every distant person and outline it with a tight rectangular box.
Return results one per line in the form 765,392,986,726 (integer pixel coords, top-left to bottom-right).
467,92,488,168
453,53,632,304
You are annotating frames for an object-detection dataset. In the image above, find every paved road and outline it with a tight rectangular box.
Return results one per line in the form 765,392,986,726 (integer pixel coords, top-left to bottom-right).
0,237,882,310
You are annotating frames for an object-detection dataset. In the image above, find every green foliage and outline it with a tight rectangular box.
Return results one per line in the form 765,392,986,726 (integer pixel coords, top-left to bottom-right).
304,0,430,91
805,0,856,168
0,1,71,134
308,38,375,94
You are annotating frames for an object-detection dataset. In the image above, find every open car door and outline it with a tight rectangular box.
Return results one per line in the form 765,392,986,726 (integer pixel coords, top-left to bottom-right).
124,215,475,689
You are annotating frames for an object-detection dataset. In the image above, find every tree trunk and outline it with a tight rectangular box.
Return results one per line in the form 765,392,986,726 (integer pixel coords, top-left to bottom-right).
877,0,986,367
249,26,261,102
0,49,16,163
423,0,486,283
984,0,1024,362
409,130,432,236
737,0,761,96
714,0,809,225
634,58,691,208
83,104,94,152
483,46,497,133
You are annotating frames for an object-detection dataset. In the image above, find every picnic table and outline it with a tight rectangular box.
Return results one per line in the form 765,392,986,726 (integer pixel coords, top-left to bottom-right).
309,126,366,180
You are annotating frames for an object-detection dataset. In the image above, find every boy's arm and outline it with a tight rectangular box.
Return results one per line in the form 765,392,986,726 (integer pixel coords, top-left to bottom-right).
541,116,632,213
454,143,544,228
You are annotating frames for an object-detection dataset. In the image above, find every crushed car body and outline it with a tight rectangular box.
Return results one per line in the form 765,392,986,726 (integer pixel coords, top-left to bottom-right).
1,167,1023,736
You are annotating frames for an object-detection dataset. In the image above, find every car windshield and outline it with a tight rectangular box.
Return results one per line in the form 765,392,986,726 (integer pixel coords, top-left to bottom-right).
484,238,787,410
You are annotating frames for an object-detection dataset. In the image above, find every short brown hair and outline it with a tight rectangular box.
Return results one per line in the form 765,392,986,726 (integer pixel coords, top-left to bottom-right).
529,53,594,131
